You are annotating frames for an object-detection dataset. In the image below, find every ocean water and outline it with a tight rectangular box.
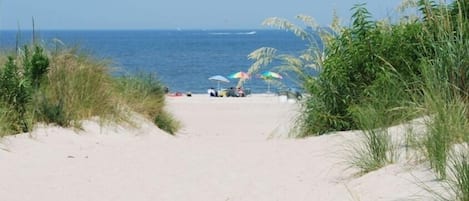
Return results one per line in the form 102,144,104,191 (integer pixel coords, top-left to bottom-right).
0,30,306,93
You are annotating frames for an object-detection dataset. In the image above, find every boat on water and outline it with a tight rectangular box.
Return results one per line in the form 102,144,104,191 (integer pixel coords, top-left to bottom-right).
209,31,256,35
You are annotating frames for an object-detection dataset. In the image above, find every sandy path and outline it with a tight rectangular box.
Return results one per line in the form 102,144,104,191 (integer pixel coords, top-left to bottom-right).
164,95,349,200
0,94,439,201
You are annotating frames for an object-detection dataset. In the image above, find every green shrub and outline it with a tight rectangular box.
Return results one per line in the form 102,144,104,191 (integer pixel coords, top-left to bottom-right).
0,44,50,134
0,57,32,133
296,4,424,136
23,45,50,88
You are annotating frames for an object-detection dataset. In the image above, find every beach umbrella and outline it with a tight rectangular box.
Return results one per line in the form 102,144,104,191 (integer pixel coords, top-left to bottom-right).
261,71,283,79
228,71,250,90
228,71,250,88
208,75,230,91
260,71,283,93
228,71,250,79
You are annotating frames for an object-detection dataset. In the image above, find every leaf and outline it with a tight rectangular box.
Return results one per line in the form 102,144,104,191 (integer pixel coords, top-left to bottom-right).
262,17,311,41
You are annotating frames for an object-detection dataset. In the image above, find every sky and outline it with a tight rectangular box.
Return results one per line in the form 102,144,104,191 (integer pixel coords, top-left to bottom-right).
0,0,406,30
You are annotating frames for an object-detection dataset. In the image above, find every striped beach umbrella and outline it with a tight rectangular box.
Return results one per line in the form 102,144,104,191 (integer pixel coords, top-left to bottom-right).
228,71,250,79
260,71,283,93
261,71,283,79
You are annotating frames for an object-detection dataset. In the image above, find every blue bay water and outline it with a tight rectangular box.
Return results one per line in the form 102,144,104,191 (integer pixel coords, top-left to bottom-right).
0,30,306,93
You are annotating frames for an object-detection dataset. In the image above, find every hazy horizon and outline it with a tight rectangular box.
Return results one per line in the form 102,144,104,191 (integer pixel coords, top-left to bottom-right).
1,0,408,30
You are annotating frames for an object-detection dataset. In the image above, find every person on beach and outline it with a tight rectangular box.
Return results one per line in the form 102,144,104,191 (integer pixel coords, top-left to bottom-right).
208,87,217,97
227,87,237,97
237,87,245,97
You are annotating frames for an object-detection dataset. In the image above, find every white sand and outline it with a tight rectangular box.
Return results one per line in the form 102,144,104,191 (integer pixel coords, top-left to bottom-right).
0,94,444,201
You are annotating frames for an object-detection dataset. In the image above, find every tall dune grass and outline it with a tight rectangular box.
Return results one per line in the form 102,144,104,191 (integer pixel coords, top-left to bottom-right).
413,0,469,181
348,107,395,174
248,0,468,197
114,74,180,134
0,45,179,136
37,50,120,127
447,149,469,201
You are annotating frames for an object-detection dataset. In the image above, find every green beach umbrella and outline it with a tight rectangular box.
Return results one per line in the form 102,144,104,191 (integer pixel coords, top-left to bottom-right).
260,71,283,93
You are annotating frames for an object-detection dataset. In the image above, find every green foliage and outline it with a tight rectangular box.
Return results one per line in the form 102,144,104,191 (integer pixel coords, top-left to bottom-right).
448,150,469,201
0,44,50,134
346,71,408,173
248,1,469,198
245,14,331,89
451,0,469,22
36,95,70,127
38,51,119,126
114,74,180,134
411,0,469,180
24,45,50,88
154,110,180,135
423,94,469,179
0,106,10,137
349,107,394,174
246,15,335,136
253,2,468,188
0,57,32,133
114,74,165,119
247,4,424,136
0,44,179,136
299,5,423,136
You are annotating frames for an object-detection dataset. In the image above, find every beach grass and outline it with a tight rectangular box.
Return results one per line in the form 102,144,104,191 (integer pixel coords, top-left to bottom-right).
413,0,469,181
37,50,120,127
0,45,179,136
0,0,468,199
348,105,396,174
446,149,469,201
114,73,180,134
252,0,469,197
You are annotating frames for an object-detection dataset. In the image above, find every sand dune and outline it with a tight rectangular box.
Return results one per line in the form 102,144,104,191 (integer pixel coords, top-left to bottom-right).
0,94,443,201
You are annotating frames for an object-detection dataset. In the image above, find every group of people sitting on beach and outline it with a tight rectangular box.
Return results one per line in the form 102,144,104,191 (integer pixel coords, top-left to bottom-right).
164,86,247,97
208,87,246,97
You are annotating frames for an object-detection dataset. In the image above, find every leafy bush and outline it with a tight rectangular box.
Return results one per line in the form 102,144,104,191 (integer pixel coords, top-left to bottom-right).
0,57,33,133
297,4,424,136
23,45,50,88
0,44,51,134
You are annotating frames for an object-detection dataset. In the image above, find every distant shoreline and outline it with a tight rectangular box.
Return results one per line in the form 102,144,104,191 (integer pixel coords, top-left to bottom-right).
0,28,280,32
